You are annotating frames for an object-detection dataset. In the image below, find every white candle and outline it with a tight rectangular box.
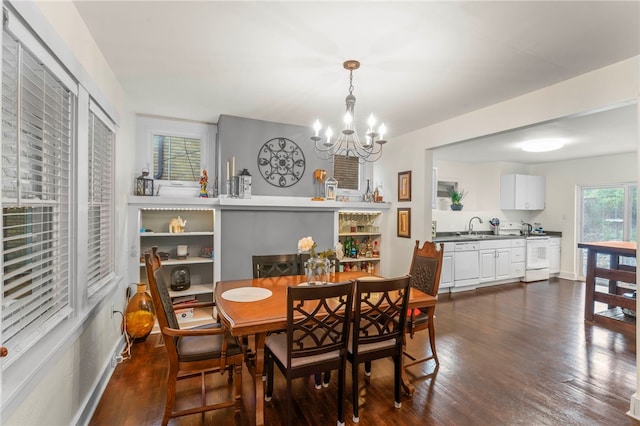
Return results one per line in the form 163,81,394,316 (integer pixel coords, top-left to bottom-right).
226,161,230,180
232,156,235,176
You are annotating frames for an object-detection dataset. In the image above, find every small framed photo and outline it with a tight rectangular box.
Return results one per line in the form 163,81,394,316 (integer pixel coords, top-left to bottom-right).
397,208,411,238
398,171,412,202
325,182,337,201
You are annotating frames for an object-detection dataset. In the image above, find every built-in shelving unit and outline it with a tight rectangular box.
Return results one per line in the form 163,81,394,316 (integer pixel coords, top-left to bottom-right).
337,211,383,274
136,207,216,330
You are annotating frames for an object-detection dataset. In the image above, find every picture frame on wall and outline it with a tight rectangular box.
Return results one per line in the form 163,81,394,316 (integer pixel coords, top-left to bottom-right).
398,170,411,201
397,208,411,238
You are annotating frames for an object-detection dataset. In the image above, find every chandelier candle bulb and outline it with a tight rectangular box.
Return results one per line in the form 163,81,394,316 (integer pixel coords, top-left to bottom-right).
313,120,321,137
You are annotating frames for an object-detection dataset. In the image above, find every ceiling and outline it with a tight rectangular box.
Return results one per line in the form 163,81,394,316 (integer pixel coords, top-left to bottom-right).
72,1,639,163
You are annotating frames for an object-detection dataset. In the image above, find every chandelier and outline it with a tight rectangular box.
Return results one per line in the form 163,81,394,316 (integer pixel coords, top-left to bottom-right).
310,60,387,163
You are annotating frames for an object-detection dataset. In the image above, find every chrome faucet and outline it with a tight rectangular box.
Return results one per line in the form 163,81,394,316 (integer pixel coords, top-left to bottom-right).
468,216,483,235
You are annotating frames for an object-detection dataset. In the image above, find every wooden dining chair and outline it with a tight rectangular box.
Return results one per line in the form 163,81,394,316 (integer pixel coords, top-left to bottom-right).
144,252,243,426
252,253,301,278
348,276,411,423
264,281,354,426
405,240,444,369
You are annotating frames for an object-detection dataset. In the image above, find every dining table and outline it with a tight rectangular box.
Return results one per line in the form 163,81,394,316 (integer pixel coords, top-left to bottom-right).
215,271,437,426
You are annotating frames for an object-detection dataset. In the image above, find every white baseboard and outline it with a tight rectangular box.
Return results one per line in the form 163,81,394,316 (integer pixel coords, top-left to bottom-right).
628,392,640,420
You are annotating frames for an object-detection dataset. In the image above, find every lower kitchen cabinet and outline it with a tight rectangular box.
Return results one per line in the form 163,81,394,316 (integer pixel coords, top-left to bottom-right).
439,242,454,291
510,239,526,278
479,240,511,283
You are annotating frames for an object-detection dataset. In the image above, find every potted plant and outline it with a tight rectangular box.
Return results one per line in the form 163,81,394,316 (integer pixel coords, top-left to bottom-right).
450,189,467,211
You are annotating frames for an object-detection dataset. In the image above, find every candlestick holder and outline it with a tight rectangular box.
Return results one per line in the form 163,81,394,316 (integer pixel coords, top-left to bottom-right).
225,179,232,198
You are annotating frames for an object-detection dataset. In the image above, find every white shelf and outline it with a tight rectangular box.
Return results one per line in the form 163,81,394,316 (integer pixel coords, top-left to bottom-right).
151,307,216,333
169,283,213,298
338,232,381,237
140,231,214,237
339,257,380,263
139,256,214,266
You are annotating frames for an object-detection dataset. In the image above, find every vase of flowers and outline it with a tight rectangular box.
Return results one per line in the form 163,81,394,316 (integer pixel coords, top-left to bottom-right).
298,236,334,284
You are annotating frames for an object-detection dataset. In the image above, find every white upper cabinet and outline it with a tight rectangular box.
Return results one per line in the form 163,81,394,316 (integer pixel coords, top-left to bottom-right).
500,174,546,210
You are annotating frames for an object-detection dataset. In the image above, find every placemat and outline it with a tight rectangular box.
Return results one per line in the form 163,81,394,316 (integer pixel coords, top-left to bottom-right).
221,287,272,302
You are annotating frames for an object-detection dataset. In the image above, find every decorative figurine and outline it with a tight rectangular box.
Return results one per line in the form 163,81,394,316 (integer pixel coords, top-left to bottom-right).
168,216,186,233
199,169,208,198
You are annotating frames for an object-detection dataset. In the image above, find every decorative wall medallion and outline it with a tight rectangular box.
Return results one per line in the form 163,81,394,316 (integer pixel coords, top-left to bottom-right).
257,137,305,187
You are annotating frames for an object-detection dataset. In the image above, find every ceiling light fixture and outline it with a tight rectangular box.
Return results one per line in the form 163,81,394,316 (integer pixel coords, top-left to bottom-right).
521,138,565,153
310,60,387,163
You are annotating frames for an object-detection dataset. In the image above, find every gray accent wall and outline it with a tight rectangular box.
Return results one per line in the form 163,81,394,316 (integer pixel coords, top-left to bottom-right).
218,114,331,197
220,209,335,280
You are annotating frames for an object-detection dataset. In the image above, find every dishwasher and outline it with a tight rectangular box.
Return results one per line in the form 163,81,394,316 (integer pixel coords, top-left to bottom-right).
453,241,480,290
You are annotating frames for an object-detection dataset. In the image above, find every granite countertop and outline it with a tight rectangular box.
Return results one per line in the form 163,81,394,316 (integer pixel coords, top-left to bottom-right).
434,231,562,243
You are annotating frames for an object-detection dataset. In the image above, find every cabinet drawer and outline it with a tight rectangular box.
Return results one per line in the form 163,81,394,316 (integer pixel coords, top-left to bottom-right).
511,247,526,262
510,261,525,278
511,239,526,248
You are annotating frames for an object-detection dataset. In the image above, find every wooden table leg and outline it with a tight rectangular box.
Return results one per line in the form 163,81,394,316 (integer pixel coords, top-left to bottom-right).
253,332,267,426
584,249,596,321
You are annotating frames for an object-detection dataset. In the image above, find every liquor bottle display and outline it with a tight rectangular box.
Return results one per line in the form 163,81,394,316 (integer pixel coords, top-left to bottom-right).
337,211,382,274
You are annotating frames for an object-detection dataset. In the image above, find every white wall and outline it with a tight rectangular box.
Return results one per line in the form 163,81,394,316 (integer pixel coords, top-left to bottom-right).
4,2,134,424
376,57,638,279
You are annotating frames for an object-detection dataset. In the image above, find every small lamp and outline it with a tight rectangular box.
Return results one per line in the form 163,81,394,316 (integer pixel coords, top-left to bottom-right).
136,170,154,196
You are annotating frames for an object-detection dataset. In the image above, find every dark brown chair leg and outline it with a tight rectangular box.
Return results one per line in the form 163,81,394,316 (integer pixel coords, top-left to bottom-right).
428,311,439,364
163,365,179,426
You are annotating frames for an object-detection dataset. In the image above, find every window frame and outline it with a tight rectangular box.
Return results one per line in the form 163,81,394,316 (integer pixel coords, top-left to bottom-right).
577,182,637,280
86,100,116,297
333,157,372,199
1,12,77,367
135,115,216,196
1,4,121,417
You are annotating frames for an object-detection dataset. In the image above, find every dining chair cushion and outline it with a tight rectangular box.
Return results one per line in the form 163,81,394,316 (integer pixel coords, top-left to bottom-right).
266,333,341,368
348,337,396,354
177,323,243,362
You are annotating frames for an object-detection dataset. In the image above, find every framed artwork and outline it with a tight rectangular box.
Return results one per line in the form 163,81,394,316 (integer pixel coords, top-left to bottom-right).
397,208,411,238
398,170,412,201
325,181,337,200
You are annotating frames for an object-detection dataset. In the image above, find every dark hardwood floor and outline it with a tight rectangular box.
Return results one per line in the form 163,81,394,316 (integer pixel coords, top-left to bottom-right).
89,278,640,425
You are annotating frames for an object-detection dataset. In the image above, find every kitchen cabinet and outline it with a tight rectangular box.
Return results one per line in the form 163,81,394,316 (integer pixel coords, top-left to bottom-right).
479,240,511,283
500,174,545,210
550,237,561,274
136,207,216,329
439,242,454,291
337,211,382,274
510,239,526,278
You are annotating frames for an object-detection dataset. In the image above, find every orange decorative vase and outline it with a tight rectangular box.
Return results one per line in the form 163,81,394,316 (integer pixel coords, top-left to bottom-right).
125,283,155,343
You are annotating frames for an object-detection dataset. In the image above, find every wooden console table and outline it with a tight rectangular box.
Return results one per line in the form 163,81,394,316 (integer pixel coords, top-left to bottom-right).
578,241,637,331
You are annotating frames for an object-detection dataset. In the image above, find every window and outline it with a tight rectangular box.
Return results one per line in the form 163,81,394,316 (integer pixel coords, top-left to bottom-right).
333,154,360,190
153,135,201,181
2,27,76,360
87,104,115,296
578,184,637,278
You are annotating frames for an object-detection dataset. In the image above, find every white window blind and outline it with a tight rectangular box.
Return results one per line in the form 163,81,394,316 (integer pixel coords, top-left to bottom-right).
87,102,114,296
2,24,75,361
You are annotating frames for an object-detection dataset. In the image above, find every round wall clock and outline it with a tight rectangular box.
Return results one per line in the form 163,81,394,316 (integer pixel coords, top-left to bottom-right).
257,137,305,187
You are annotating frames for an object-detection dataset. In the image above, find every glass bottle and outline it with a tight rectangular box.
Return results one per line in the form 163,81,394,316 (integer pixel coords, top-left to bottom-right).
125,283,155,343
